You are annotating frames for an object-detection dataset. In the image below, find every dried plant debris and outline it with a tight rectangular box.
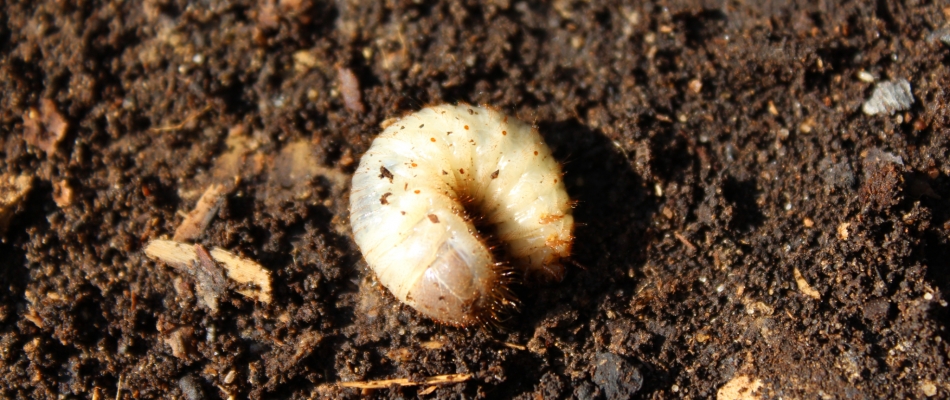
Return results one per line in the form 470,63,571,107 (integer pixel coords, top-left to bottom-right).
336,373,473,389
862,79,914,115
337,67,365,113
268,140,349,205
173,183,228,242
23,99,69,156
860,148,905,210
193,244,228,313
144,240,273,311
793,268,821,300
208,247,273,303
593,352,643,399
819,157,855,193
211,125,265,184
717,375,766,400
0,173,33,237
52,180,74,208
162,325,196,360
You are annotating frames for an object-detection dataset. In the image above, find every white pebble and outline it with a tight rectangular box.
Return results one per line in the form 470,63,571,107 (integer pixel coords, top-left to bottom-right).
862,79,915,116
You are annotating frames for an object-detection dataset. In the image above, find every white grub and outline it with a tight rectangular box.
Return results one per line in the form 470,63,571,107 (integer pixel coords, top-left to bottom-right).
862,78,914,116
173,183,228,242
0,173,33,237
144,239,272,306
349,104,574,325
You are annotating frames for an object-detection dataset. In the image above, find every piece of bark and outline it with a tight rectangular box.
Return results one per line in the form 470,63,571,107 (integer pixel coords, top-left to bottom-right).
145,240,272,305
210,248,273,303
193,244,228,313
337,67,365,113
173,183,227,242
0,174,33,236
144,240,228,313
163,326,196,359
23,99,69,156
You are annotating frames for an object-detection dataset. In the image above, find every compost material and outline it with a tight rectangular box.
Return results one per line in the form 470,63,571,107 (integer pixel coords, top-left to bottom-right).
1,1,948,399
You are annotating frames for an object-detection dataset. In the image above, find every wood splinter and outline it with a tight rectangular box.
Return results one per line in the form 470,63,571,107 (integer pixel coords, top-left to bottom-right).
338,373,472,389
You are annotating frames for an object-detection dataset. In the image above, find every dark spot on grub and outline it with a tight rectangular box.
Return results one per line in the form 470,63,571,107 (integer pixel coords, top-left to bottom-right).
379,166,394,182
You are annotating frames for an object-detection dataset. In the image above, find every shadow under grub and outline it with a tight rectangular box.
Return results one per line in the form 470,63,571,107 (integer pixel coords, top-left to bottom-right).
513,118,654,327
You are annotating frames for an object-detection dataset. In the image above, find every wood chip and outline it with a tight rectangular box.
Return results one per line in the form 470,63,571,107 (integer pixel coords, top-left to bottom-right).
144,241,227,313
794,267,821,300
173,183,227,242
23,99,69,156
338,373,472,389
420,340,445,350
163,326,195,359
151,105,211,132
337,67,365,113
717,375,764,400
145,239,272,305
211,126,265,184
145,239,200,269
0,173,33,236
210,247,273,303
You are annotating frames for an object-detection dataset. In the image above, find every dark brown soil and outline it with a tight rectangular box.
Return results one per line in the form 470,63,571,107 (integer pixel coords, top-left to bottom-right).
2,1,949,399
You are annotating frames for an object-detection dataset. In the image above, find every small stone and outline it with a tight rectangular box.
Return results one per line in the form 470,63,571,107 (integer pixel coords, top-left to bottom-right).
920,380,937,397
593,353,643,400
688,79,703,94
927,26,950,45
23,99,69,156
223,370,237,384
178,374,206,400
837,222,851,240
863,79,915,116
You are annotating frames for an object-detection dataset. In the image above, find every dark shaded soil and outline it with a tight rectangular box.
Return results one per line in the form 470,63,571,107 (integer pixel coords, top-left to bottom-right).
2,0,949,398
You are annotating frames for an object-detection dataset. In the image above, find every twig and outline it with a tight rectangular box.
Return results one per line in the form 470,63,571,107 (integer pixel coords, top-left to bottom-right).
499,341,526,351
338,373,472,389
151,105,212,132
115,375,123,400
674,231,696,252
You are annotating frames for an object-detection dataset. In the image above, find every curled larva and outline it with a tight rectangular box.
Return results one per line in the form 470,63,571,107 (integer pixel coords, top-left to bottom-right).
349,103,574,326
